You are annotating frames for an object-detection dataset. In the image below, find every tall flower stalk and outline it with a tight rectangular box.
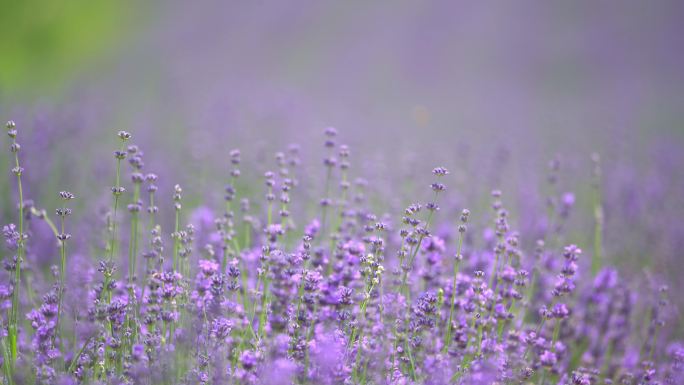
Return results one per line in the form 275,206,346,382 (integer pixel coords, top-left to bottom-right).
443,208,468,353
591,153,603,276
350,251,385,383
54,191,74,350
101,130,130,376
4,120,25,381
319,127,337,246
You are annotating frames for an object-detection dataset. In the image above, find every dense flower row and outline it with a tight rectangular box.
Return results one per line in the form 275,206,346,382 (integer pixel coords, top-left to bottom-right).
0,121,681,385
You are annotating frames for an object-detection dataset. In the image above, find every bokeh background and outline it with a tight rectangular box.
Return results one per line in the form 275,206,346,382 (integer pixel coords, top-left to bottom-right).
1,1,683,322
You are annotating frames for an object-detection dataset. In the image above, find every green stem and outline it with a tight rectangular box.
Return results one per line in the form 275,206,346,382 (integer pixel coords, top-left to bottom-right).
173,208,180,271
522,298,556,360
253,248,272,340
139,190,156,320
538,319,561,385
108,141,125,264
395,197,437,380
591,156,603,276
399,200,437,303
443,232,464,353
523,268,538,324
599,339,614,383
1,337,14,385
67,337,94,374
102,139,126,375
592,191,603,276
8,137,25,369
126,183,141,355
55,214,67,350
320,166,332,243
129,184,141,286
498,297,516,342
329,168,347,258
649,321,661,362
266,185,274,227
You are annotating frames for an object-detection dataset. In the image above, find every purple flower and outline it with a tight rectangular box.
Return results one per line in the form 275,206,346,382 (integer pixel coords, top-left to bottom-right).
540,350,557,367
199,259,219,275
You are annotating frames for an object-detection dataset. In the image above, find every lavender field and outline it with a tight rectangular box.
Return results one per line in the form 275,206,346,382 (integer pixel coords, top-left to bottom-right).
1,1,683,385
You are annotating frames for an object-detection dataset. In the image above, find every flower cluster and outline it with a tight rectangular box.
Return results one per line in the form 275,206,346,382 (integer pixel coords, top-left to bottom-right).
0,123,680,385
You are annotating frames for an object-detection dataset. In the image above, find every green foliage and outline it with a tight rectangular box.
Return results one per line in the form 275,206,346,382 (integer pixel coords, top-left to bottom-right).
0,0,133,94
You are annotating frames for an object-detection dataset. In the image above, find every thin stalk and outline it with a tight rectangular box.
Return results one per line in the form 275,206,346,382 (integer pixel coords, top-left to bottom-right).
32,209,66,350
329,167,348,258
599,339,615,383
258,271,271,338
303,290,322,378
236,251,251,327
1,336,13,385
349,248,384,383
523,268,538,323
266,185,273,227
399,196,437,302
400,207,437,380
67,337,94,374
649,319,661,362
103,134,128,374
320,166,332,243
592,184,603,276
55,214,67,351
222,184,236,274
173,208,180,271
244,221,251,251
350,299,370,382
108,141,126,264
290,258,312,357
389,237,407,373
522,297,557,361
138,188,156,325
126,182,141,354
538,319,561,385
498,295,517,342
638,306,654,360
488,228,505,295
459,290,485,375
169,194,182,350
128,183,141,286
223,179,252,340
8,130,26,370
591,154,603,276
488,251,500,291
395,196,438,380
350,262,381,383
443,231,464,353
348,283,375,346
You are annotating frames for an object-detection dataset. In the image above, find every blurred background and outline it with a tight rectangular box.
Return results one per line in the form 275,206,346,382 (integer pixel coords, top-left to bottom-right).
1,1,683,314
